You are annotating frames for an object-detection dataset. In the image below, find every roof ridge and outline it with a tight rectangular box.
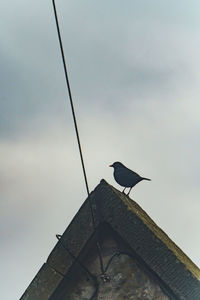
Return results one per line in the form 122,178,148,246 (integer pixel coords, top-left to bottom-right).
107,181,200,280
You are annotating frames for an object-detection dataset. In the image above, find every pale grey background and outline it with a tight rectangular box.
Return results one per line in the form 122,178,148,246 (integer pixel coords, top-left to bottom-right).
1,1,200,299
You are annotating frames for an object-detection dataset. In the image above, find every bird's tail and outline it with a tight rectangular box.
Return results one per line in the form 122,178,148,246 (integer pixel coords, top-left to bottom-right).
142,177,151,181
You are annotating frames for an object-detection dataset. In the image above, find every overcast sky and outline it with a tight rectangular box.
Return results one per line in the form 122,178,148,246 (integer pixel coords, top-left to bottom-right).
1,1,200,299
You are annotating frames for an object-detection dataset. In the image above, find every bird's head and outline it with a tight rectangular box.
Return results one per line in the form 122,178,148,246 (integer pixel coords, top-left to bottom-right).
109,162,124,169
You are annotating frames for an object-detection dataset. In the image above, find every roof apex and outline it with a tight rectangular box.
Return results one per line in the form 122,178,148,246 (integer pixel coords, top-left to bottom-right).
21,179,200,300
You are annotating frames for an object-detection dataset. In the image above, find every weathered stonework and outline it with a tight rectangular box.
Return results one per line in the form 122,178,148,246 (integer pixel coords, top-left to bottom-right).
52,225,170,300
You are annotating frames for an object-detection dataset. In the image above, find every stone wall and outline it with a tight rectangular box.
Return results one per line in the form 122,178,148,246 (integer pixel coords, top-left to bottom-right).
54,226,170,300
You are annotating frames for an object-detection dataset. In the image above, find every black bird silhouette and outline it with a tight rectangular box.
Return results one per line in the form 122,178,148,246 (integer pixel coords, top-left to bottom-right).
109,162,151,196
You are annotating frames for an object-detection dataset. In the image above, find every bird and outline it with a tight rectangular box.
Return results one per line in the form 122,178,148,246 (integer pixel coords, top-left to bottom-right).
109,161,151,196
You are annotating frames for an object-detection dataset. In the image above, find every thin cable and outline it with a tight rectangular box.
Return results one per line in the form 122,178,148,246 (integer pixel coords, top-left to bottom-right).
52,0,89,196
52,0,105,274
54,235,99,300
56,235,95,280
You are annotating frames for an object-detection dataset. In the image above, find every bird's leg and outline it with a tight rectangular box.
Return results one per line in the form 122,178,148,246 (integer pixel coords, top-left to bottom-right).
127,187,132,196
122,187,126,194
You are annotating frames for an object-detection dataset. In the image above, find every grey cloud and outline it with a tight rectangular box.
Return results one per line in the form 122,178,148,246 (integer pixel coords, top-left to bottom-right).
1,0,199,141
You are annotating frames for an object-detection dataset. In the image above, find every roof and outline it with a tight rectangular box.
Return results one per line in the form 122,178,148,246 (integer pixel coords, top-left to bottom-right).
20,179,200,300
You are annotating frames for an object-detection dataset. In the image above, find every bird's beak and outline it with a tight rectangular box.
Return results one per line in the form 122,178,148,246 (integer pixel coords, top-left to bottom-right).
109,164,113,167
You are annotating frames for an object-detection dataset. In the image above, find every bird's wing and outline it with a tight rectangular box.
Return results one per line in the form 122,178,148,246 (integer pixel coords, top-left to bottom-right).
115,167,141,187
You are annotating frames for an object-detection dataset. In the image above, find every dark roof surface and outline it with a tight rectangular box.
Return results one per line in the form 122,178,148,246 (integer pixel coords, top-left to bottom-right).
21,179,200,300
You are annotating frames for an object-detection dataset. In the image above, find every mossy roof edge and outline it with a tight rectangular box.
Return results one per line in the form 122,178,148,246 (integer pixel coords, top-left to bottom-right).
106,180,200,280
